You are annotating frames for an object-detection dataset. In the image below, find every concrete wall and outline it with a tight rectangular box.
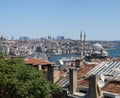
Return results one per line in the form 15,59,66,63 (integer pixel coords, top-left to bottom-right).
53,70,60,83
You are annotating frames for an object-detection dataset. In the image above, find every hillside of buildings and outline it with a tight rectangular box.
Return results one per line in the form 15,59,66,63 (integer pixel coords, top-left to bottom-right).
0,36,120,59
0,36,120,98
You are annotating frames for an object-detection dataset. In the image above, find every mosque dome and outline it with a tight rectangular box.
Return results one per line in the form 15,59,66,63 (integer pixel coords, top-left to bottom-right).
93,43,104,51
102,50,109,57
93,50,101,55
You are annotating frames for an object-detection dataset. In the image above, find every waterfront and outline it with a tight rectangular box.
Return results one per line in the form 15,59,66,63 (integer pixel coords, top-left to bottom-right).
49,46,120,63
49,54,80,63
107,46,120,58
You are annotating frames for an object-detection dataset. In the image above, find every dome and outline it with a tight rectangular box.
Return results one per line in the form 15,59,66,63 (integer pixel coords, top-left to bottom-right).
102,50,109,57
93,50,102,55
93,43,104,51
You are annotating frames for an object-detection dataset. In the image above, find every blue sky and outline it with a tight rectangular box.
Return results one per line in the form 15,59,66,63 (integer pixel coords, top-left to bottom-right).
0,0,120,40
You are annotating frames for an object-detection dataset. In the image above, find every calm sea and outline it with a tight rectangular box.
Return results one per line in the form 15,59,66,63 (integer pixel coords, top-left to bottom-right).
107,46,120,58
49,46,120,62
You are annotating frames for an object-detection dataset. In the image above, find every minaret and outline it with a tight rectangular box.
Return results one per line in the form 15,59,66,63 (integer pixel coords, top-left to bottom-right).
83,32,86,56
80,31,82,41
84,32,86,42
80,31,83,58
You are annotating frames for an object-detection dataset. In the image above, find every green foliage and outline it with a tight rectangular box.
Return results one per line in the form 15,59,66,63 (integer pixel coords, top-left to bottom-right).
0,51,5,59
0,58,62,98
9,51,15,56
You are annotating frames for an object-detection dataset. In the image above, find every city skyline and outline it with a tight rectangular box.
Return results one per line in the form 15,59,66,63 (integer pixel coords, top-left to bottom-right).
0,0,120,40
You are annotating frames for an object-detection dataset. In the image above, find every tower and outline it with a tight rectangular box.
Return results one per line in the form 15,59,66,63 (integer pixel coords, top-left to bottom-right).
80,31,83,58
83,32,86,56
80,31,82,41
80,31,87,58
84,32,86,42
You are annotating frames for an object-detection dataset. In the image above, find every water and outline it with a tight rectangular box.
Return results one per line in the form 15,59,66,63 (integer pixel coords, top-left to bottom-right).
107,46,120,58
49,54,80,63
49,46,120,62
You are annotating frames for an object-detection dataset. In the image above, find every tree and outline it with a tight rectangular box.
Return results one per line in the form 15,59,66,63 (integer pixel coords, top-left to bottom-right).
0,50,5,59
0,58,62,98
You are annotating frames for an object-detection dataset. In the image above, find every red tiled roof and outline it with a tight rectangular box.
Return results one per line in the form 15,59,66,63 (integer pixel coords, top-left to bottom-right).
77,64,96,88
111,58,120,62
77,64,96,78
102,81,120,94
25,58,52,65
78,79,120,94
77,79,89,87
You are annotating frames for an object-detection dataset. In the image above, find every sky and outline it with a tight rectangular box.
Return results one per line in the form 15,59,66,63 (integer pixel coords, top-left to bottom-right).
0,0,120,40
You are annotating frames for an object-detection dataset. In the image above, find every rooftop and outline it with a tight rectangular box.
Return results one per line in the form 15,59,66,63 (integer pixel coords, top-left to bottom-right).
77,64,96,79
24,58,52,65
85,61,120,81
77,61,120,95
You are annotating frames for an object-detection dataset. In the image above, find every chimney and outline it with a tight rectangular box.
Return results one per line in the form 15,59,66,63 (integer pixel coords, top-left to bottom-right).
69,67,77,94
75,59,80,68
88,75,101,98
48,65,54,82
75,59,84,69
47,65,60,83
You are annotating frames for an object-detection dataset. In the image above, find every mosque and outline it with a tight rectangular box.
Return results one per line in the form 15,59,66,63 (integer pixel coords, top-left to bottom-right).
79,31,110,60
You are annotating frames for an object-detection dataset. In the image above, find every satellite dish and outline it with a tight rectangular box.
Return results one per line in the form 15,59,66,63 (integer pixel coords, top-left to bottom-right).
98,80,105,88
100,74,105,81
115,95,120,98
60,59,64,65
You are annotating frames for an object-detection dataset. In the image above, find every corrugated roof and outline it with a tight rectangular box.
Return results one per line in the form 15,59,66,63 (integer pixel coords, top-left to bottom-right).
85,61,120,81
